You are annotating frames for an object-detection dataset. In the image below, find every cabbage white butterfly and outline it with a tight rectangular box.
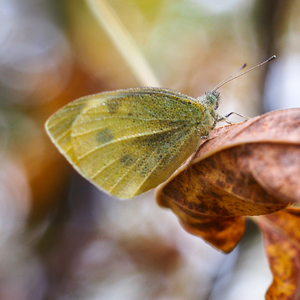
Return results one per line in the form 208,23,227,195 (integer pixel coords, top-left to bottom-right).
45,56,275,199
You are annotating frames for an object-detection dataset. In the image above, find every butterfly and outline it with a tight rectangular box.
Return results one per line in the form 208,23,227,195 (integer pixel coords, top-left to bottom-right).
45,56,275,199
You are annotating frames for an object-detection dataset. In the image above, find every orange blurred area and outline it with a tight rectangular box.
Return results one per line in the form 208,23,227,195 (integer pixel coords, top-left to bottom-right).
0,0,299,299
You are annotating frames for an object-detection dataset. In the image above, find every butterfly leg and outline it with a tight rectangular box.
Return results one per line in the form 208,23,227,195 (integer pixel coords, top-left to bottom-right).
217,116,233,124
217,112,250,124
224,112,250,120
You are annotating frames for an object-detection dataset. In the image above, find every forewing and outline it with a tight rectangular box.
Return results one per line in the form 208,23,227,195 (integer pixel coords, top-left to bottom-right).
45,91,131,177
45,89,162,166
71,88,204,199
45,97,93,168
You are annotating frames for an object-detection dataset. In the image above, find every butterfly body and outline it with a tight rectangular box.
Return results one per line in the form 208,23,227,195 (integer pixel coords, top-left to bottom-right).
46,87,220,199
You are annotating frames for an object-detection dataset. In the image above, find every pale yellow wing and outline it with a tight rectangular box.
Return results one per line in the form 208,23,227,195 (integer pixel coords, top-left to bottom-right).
46,87,206,199
45,95,104,173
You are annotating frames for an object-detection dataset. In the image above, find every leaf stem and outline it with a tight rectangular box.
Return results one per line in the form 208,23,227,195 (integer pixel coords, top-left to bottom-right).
86,0,161,87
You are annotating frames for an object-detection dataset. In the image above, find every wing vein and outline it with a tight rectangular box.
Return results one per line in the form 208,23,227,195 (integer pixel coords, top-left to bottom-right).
108,153,148,194
135,128,197,192
72,119,186,137
76,124,190,160
77,111,191,124
46,103,86,129
90,155,122,180
55,128,72,142
82,114,159,122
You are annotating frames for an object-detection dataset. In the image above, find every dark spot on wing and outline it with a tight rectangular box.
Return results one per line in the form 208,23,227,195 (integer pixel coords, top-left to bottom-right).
96,128,114,144
120,154,134,166
106,100,120,114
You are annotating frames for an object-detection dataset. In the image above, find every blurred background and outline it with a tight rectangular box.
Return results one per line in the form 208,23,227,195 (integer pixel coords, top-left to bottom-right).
0,0,299,299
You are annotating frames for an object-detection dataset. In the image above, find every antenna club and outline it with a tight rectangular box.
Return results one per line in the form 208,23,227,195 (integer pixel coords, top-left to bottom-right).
269,55,276,61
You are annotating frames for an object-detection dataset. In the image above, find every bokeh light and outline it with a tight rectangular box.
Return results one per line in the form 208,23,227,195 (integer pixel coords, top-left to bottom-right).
0,0,299,299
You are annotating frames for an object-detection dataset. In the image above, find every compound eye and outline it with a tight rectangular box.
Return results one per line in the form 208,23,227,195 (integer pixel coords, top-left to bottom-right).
207,93,217,105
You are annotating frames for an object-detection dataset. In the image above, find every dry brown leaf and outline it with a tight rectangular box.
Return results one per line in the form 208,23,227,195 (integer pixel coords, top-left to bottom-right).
254,207,300,300
156,108,300,252
161,194,245,253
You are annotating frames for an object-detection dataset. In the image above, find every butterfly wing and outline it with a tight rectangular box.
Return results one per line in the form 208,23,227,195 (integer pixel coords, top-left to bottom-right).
45,94,105,174
46,87,206,199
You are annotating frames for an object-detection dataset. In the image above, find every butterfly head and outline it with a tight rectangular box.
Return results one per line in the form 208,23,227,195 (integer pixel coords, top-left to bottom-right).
200,90,220,110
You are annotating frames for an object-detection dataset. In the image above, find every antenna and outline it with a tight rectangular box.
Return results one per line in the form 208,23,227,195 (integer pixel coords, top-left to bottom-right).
211,55,276,93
